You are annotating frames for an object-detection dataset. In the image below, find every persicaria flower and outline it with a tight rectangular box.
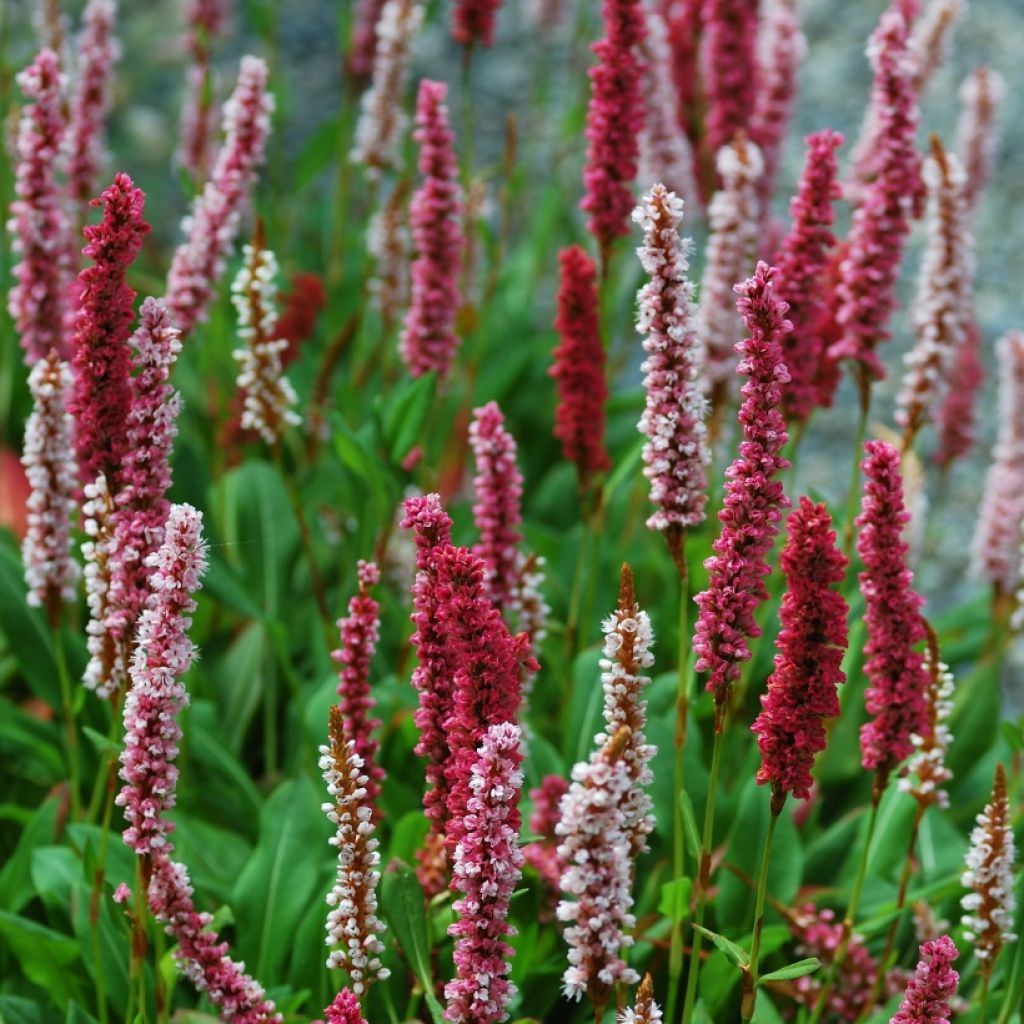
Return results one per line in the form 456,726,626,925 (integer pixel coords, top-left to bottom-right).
580,0,647,265
829,5,922,382
445,722,524,1024
693,262,791,717
698,136,764,390
970,331,1024,595
550,245,610,488
890,936,959,1024
65,0,119,205
367,184,411,330
633,183,709,540
320,705,389,994
69,172,150,492
333,561,384,810
522,774,568,898
81,475,120,696
898,641,954,810
856,441,930,779
933,315,983,470
752,498,848,802
350,0,424,176
400,79,463,380
896,143,973,447
451,0,502,47
961,763,1017,967
8,49,72,365
322,989,367,1024
773,130,843,423
908,0,962,94
698,0,757,160
957,66,1005,212
620,974,662,1024
167,55,274,334
348,0,388,78
230,237,301,445
21,352,80,619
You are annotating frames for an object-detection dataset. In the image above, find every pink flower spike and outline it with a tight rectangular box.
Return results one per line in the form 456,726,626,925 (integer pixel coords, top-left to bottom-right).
752,498,849,802
693,261,792,718
349,0,388,79
469,401,523,614
69,172,151,493
698,136,764,391
829,4,922,382
957,66,1004,213
890,937,959,1024
21,352,80,620
856,441,930,779
633,184,709,544
166,55,274,334
8,49,72,365
933,315,983,470
698,0,758,160
773,130,842,423
580,0,647,265
550,245,610,487
749,0,805,208
333,560,384,809
451,0,502,47
971,331,1024,595
522,773,569,900
445,722,525,1024
65,0,119,206
400,79,463,380
322,989,368,1024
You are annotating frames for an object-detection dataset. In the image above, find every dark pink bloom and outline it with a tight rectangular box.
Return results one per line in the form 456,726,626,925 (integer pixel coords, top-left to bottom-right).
333,560,384,809
452,0,502,47
580,0,647,264
322,989,367,1024
65,0,119,205
661,0,703,156
8,49,72,365
773,130,843,422
445,722,525,1024
167,56,273,334
891,937,959,1024
829,5,922,382
693,261,791,716
749,0,804,207
632,184,709,534
522,774,568,899
348,0,388,79
550,245,610,487
933,316,983,470
857,440,930,778
69,172,151,492
400,79,463,379
752,498,848,801
699,0,757,160
177,0,230,182
469,401,523,613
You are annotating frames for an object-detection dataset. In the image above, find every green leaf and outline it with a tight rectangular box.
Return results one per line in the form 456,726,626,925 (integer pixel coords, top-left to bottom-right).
232,777,324,981
378,371,436,463
0,545,60,705
82,726,120,758
65,1005,100,1024
30,846,80,915
380,861,445,1024
0,796,60,913
758,958,821,984
0,995,47,1024
214,620,267,752
658,877,692,924
679,790,702,862
692,923,749,968
0,911,82,1011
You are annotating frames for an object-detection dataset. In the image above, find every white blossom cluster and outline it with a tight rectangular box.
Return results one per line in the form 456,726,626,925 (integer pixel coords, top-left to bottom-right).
697,138,764,388
619,976,663,1024
961,768,1017,961
231,243,300,445
556,753,640,1002
350,0,424,175
895,149,973,438
899,657,954,808
319,729,389,994
367,192,411,322
81,474,123,698
20,353,79,612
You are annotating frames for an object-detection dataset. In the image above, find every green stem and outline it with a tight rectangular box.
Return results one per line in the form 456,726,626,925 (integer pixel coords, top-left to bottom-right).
681,719,726,1024
807,788,883,1024
667,560,691,1024
565,492,596,657
53,626,81,818
86,706,121,824
741,800,783,1021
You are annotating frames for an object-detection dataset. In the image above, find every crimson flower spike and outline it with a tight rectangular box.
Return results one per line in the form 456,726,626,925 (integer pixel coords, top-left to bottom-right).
856,441,931,792
773,130,843,425
693,261,792,728
752,498,849,809
890,937,959,1024
550,245,610,490
580,0,646,271
452,0,502,48
69,172,151,493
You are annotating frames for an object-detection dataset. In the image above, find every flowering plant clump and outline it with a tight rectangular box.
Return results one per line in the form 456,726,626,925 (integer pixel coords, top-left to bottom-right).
2,6,1023,1024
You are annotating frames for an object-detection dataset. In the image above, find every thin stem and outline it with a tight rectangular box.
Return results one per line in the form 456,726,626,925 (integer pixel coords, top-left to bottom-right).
128,858,150,1024
681,720,726,1024
807,788,883,1024
667,555,691,1024
565,491,596,656
53,625,81,818
977,973,990,1024
741,800,783,1021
